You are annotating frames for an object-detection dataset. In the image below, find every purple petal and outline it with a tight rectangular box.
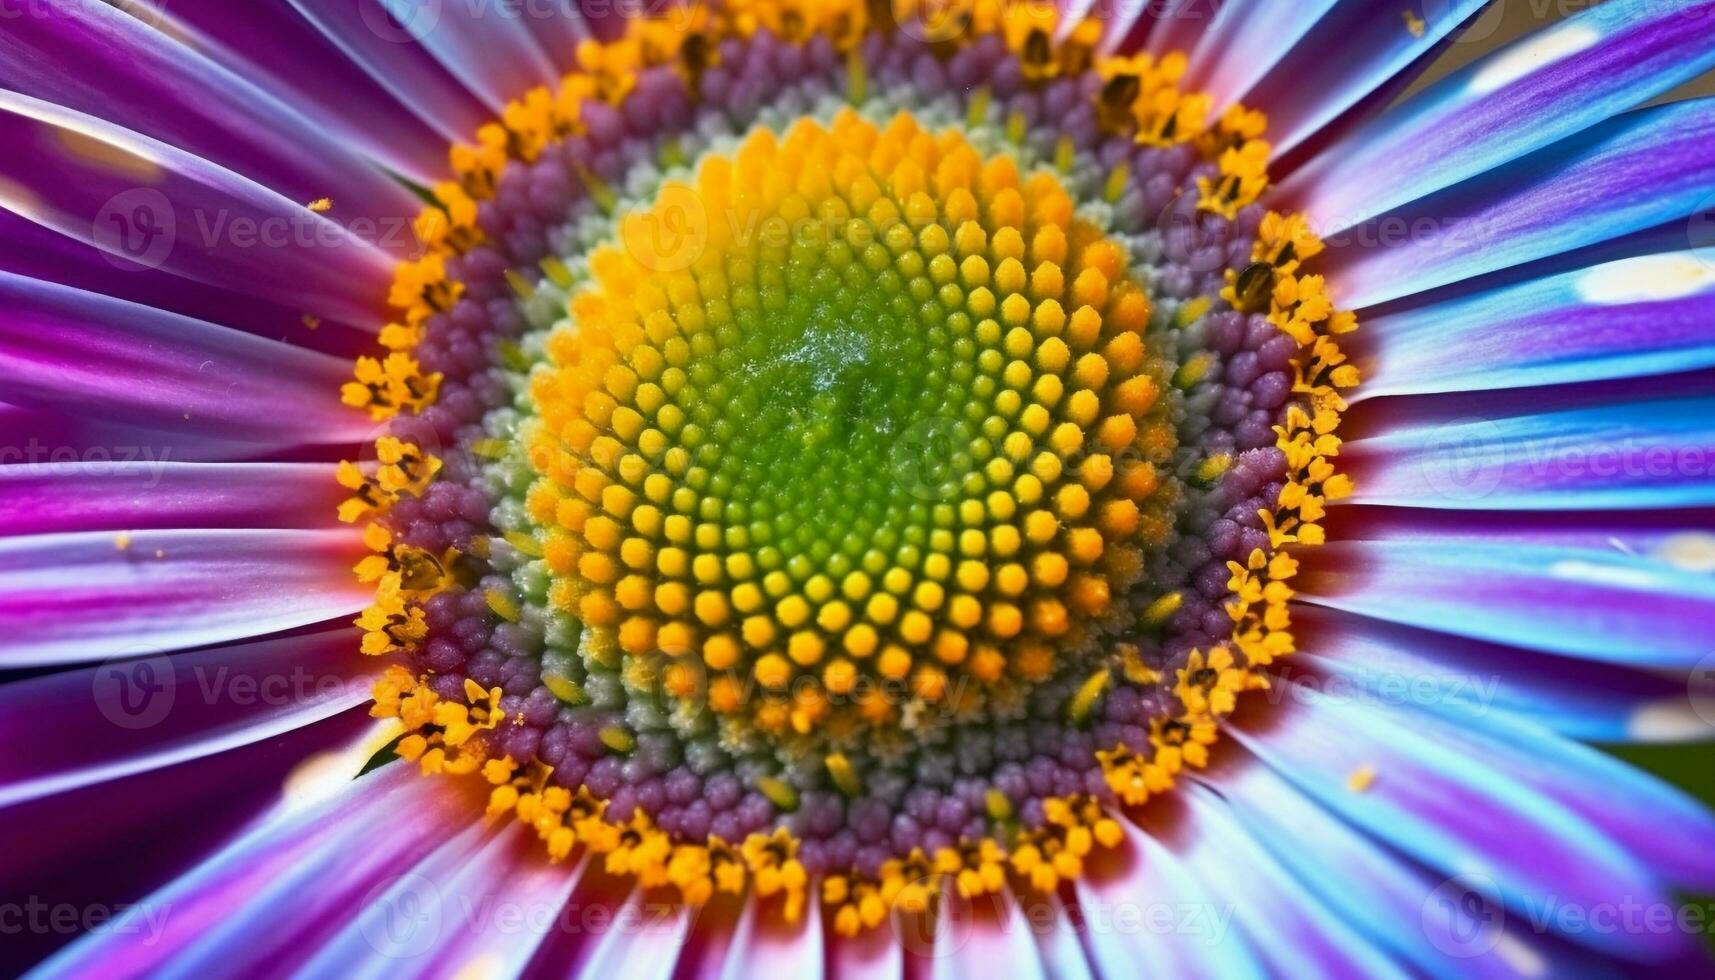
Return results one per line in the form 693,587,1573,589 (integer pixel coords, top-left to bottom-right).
931,891,1058,980
373,0,558,114
0,91,395,328
1327,99,1715,308
710,893,823,980
0,462,345,536
1185,0,1340,108
0,628,375,807
1341,391,1715,511
1201,751,1625,978
1297,531,1715,666
0,272,371,445
0,707,375,974
0,400,265,467
1295,604,1705,743
283,0,494,142
1073,810,1268,979
1170,787,1409,978
827,903,904,980
0,528,369,667
1232,683,1693,961
1281,0,1715,233
0,4,423,240
145,0,453,184
0,208,374,356
1249,0,1491,156
1355,250,1715,398
31,765,478,979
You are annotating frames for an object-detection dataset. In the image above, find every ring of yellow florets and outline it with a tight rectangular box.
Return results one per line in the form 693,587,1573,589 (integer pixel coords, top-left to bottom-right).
338,0,1358,934
527,110,1181,747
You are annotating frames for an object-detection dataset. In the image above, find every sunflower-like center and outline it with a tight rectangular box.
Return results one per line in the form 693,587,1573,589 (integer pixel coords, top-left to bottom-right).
530,112,1181,747
342,0,1358,933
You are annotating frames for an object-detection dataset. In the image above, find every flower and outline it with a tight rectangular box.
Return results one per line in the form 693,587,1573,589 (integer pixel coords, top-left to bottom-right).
4,0,1715,976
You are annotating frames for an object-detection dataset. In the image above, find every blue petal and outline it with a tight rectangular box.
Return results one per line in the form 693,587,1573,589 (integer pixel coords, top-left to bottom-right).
1198,756,1618,979
1174,787,1413,978
1298,534,1715,666
1252,0,1492,156
1295,605,1706,743
1074,815,1270,980
1344,394,1715,510
1281,0,1715,233
1233,684,1694,961
1357,251,1715,397
1329,99,1715,308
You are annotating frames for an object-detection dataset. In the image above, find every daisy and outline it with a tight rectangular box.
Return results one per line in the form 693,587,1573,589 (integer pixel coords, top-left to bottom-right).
4,0,1715,976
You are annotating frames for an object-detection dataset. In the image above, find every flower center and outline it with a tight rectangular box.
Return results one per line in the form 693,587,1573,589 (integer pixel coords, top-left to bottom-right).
340,0,1359,933
529,111,1181,749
